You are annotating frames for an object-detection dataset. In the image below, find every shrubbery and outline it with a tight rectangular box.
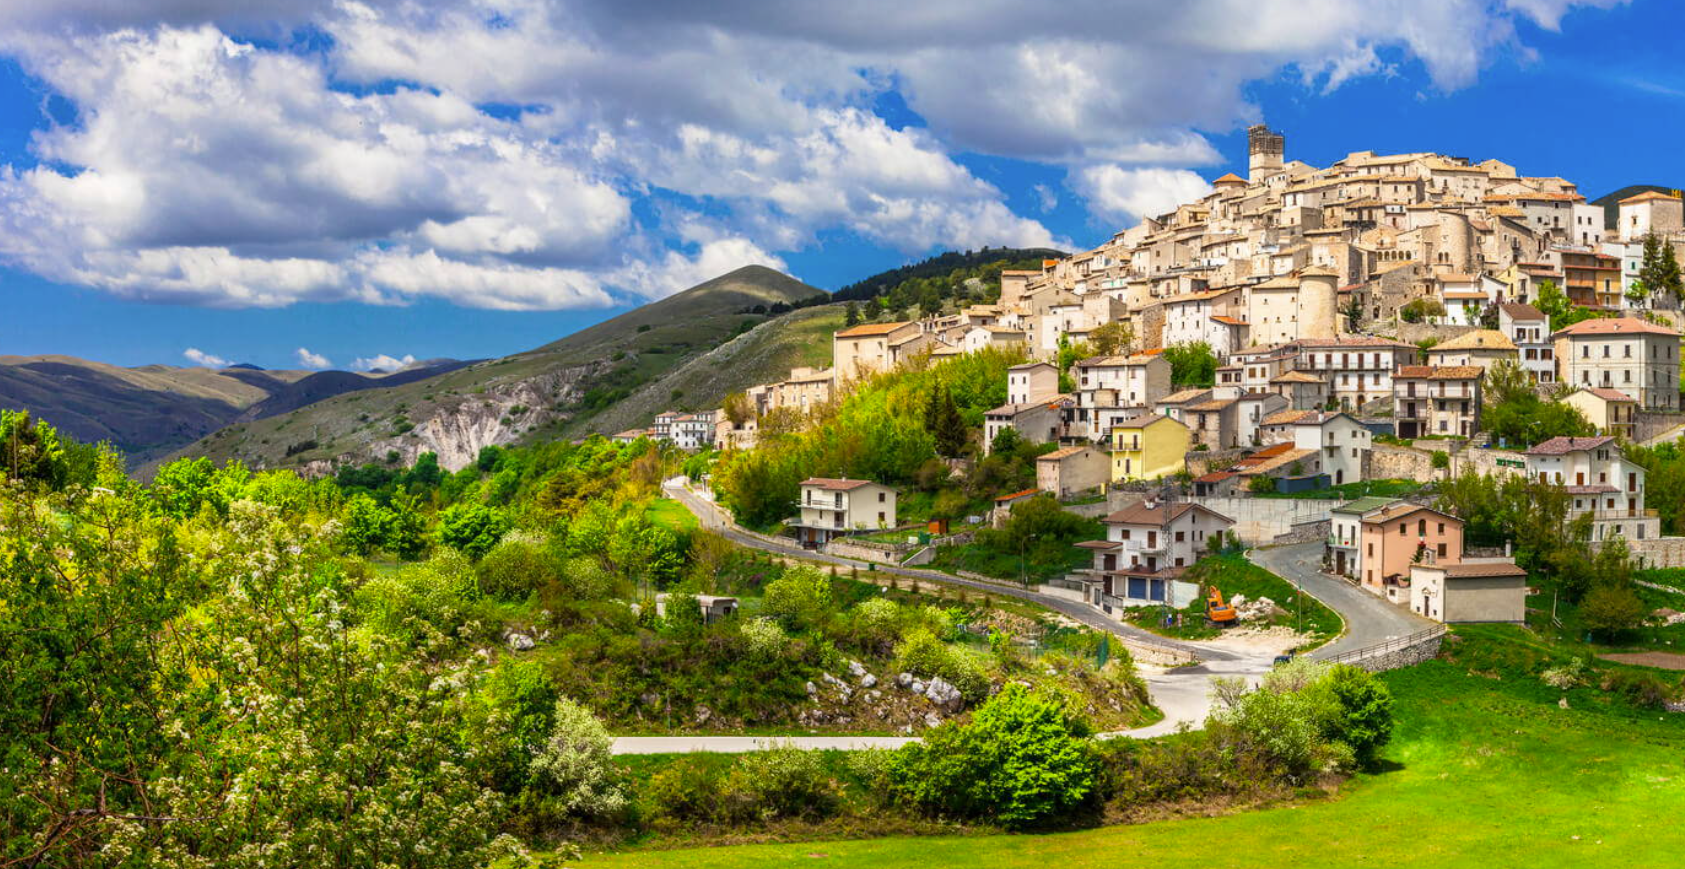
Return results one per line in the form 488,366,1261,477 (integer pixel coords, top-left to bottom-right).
889,685,1098,829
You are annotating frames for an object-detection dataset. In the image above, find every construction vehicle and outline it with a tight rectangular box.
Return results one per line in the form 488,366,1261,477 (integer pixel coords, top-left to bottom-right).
1206,587,1238,627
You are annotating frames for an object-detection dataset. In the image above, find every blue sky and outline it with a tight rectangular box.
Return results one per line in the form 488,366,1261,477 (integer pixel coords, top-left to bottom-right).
0,0,1671,369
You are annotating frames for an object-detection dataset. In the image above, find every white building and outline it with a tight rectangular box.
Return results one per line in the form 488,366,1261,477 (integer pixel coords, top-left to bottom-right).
1290,411,1371,487
1524,436,1661,543
1498,302,1555,384
1554,316,1682,411
789,478,898,547
1075,499,1234,616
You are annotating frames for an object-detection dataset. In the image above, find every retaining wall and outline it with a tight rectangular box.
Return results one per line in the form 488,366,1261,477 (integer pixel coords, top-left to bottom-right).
1273,518,1331,546
1333,630,1446,673
1625,536,1685,569
1187,496,1345,544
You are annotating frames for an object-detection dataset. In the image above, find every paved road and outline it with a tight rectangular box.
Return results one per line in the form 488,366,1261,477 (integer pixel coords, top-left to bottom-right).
1248,541,1435,659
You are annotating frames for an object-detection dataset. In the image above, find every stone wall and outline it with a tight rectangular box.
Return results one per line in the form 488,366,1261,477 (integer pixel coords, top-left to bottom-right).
1636,411,1685,443
1185,447,1248,478
1625,536,1685,569
1365,444,1436,481
1186,496,1346,544
1273,518,1330,545
1395,322,1478,347
1329,629,1446,673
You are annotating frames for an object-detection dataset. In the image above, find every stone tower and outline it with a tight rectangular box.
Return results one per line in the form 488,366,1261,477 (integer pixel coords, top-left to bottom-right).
1299,266,1339,339
1248,124,1285,183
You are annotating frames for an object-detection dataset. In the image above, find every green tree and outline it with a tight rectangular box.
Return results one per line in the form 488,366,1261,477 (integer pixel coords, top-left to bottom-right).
1400,297,1445,324
1322,664,1395,768
989,426,1022,456
928,384,969,458
844,301,861,327
1342,294,1364,332
1088,321,1135,357
889,685,1097,829
1163,341,1218,388
761,565,834,631
1580,582,1645,637
434,502,511,560
384,490,430,560
150,456,217,518
0,409,70,490
341,493,390,555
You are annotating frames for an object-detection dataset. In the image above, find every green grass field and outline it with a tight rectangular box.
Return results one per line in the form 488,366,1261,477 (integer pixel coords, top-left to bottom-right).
646,498,700,532
580,656,1685,868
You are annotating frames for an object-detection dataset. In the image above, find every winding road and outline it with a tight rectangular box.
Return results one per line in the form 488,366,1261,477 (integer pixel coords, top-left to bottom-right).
611,481,1424,754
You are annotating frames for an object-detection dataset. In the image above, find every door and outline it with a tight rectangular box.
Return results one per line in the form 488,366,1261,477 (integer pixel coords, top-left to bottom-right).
1335,551,1347,576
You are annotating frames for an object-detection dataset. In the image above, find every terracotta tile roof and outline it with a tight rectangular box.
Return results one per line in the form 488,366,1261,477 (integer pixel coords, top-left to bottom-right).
1564,484,1619,495
835,321,912,337
1271,370,1324,384
1525,435,1616,456
1430,330,1516,352
1442,562,1528,578
1554,316,1681,338
1194,471,1237,483
1213,172,1247,185
1297,336,1416,349
1396,365,1483,380
1618,190,1681,205
1211,315,1249,326
1262,409,1313,425
1188,399,1237,412
1498,302,1546,320
1160,388,1212,404
994,488,1041,503
1583,387,1636,402
1009,362,1057,371
802,478,878,491
1038,445,1098,461
1361,502,1461,526
1103,499,1233,527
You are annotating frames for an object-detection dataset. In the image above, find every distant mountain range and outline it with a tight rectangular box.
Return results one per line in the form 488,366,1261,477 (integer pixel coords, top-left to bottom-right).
0,356,469,465
153,264,829,475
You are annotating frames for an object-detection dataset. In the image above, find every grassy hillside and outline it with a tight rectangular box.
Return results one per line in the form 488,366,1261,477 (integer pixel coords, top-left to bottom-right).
162,265,827,474
834,248,1065,302
580,655,1685,867
571,303,843,438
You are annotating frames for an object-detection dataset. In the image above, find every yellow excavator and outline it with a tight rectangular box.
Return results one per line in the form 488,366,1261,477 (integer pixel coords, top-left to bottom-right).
1206,587,1238,627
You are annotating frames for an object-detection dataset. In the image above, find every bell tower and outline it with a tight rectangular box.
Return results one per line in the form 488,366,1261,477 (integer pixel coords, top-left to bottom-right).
1247,124,1285,183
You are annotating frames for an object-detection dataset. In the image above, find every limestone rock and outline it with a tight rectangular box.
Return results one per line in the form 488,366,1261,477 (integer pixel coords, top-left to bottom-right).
860,673,878,688
505,633,534,652
924,676,964,711
897,672,914,688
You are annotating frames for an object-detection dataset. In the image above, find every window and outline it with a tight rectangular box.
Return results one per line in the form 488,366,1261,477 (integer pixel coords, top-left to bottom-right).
1437,542,1447,558
878,492,886,502
1398,523,1405,536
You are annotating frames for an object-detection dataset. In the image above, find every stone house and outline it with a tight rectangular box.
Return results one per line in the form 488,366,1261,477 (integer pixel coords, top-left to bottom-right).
1035,445,1111,497
1561,387,1639,439
1291,411,1371,486
1425,329,1517,373
982,398,1067,454
1393,366,1483,439
1185,398,1240,449
1296,336,1420,411
832,321,926,384
1408,561,1528,624
1270,370,1329,409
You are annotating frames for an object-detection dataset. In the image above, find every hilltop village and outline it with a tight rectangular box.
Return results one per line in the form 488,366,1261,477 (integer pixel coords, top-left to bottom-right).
622,126,1685,633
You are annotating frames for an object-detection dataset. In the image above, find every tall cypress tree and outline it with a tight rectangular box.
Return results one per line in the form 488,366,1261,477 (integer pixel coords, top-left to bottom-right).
932,385,968,458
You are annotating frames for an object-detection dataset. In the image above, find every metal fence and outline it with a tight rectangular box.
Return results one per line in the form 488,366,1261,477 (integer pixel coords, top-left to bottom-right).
1320,625,1447,666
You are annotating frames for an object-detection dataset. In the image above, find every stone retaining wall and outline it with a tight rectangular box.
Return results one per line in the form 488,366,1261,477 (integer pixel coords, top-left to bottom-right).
1624,536,1685,569
1336,631,1446,673
1273,518,1330,546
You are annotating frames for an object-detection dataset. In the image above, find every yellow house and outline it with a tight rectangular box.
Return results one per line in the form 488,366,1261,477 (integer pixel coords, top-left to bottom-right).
1109,415,1191,482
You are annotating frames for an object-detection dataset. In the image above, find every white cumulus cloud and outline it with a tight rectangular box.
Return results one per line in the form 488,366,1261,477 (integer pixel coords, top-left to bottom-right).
1075,166,1215,226
183,347,229,367
0,0,1630,310
352,353,417,372
294,347,331,369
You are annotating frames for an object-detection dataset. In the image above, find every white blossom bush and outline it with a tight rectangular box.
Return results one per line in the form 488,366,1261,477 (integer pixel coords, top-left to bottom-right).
527,698,627,817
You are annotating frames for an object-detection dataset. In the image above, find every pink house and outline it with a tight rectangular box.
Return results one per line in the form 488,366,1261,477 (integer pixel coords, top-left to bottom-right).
1358,503,1465,603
